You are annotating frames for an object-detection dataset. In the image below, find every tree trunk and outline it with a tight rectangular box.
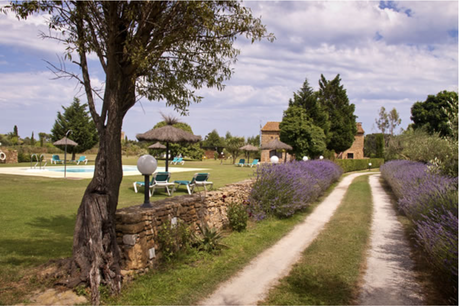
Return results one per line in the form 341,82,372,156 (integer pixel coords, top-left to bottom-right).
69,115,124,305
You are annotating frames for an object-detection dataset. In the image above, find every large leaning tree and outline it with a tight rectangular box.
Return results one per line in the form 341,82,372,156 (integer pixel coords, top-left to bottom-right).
6,1,273,304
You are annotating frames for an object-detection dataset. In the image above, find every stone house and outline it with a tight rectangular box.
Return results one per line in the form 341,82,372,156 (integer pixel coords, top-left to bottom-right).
338,122,365,159
260,122,293,163
260,121,365,162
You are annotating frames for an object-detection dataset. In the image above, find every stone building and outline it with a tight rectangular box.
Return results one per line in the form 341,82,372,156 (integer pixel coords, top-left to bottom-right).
260,121,365,162
339,122,365,159
260,122,293,163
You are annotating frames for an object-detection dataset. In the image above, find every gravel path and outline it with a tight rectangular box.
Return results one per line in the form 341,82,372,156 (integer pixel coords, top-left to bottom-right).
200,173,369,306
357,174,425,305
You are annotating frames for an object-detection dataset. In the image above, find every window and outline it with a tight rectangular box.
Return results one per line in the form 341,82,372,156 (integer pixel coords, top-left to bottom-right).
347,153,354,159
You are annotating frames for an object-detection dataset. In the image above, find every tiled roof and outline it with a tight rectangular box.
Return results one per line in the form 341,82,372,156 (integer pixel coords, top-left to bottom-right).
261,121,280,131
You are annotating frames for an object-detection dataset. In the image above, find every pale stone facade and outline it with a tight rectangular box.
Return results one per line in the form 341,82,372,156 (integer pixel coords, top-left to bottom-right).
340,122,365,159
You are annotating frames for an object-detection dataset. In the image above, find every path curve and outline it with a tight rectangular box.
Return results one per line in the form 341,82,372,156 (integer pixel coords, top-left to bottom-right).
200,172,371,306
357,174,424,305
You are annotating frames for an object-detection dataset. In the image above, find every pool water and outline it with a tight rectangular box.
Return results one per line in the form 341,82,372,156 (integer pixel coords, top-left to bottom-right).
49,166,139,173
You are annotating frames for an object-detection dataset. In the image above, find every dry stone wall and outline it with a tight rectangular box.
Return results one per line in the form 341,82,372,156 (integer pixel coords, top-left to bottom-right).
115,179,254,274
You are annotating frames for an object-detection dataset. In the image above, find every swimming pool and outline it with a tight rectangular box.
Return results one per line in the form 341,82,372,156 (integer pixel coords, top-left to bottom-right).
48,165,139,173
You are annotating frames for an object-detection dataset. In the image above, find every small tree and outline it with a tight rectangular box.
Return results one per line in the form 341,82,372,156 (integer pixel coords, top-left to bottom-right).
375,106,389,134
51,98,98,160
225,134,245,164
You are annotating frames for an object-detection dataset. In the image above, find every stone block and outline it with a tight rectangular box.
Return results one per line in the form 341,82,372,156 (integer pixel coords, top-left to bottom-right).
123,234,138,246
116,222,145,234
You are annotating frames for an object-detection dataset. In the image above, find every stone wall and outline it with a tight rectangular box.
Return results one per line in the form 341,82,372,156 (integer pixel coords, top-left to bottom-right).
0,149,18,164
115,179,254,274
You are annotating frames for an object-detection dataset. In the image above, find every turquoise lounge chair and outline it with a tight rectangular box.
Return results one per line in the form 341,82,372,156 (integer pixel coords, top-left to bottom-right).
170,157,179,164
246,159,259,168
75,156,88,165
133,172,175,197
235,159,245,167
51,155,63,164
174,157,185,165
173,173,213,195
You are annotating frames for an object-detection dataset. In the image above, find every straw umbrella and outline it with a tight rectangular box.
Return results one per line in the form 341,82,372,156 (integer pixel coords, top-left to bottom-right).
260,139,292,162
136,117,201,172
148,142,166,158
239,144,259,163
53,133,78,178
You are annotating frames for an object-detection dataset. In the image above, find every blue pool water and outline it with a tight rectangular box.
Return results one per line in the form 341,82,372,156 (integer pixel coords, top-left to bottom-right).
49,166,139,173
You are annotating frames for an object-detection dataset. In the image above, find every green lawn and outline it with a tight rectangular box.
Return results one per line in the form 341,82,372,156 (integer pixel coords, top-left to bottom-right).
0,158,254,305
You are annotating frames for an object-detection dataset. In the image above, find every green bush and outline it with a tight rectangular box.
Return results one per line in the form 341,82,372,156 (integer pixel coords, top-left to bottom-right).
193,223,226,253
226,202,248,232
157,219,194,262
334,158,384,173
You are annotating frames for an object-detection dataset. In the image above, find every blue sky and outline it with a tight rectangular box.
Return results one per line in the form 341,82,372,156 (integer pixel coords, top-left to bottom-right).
0,1,458,141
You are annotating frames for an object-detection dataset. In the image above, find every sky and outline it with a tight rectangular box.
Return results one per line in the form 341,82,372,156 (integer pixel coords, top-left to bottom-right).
0,0,458,142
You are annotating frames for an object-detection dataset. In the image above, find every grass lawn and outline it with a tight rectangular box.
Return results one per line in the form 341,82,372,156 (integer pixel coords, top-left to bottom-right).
260,175,373,305
0,158,254,305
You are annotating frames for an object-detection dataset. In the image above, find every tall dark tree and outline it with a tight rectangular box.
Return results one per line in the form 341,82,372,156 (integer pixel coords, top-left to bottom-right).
410,90,458,137
51,98,98,160
289,78,330,140
280,105,326,159
13,125,18,137
318,74,357,153
7,2,272,303
202,129,226,149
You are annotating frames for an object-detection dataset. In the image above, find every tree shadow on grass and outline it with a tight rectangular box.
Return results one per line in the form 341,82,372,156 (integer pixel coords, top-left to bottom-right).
0,215,76,268
263,266,355,306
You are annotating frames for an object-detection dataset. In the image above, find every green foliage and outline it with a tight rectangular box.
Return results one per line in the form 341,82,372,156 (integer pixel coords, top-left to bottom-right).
334,158,384,172
410,90,458,137
225,132,245,164
280,105,326,159
202,130,226,149
375,133,384,158
194,224,226,253
51,98,98,159
364,133,391,158
227,202,249,232
247,135,260,147
318,74,357,153
386,129,458,177
157,219,194,262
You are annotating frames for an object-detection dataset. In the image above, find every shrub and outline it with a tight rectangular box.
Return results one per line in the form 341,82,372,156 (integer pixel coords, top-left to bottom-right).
157,219,194,262
380,160,458,292
248,160,342,219
334,158,384,173
227,202,249,232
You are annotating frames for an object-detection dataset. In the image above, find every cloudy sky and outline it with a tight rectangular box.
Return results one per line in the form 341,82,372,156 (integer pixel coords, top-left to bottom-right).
0,1,458,142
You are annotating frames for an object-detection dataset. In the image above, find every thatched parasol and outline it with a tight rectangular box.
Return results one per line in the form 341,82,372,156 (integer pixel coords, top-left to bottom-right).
53,137,78,147
53,136,78,178
148,142,166,149
239,144,259,163
260,139,292,163
260,139,292,150
137,116,201,171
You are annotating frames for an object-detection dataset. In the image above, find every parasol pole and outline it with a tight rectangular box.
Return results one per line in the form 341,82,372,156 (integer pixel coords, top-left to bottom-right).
165,142,170,172
64,130,72,178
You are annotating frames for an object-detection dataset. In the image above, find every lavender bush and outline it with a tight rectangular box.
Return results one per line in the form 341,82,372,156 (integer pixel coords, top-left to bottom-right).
381,160,458,286
248,160,342,219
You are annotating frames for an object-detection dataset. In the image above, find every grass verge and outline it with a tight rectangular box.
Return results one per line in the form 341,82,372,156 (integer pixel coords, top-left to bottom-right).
260,175,373,305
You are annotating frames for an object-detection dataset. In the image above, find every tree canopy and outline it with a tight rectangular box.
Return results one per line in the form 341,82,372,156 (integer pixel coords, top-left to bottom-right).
51,98,98,159
410,90,458,137
279,105,326,159
318,74,357,153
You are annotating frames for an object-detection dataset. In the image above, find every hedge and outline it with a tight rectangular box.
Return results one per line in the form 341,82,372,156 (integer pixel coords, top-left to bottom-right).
334,158,384,173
